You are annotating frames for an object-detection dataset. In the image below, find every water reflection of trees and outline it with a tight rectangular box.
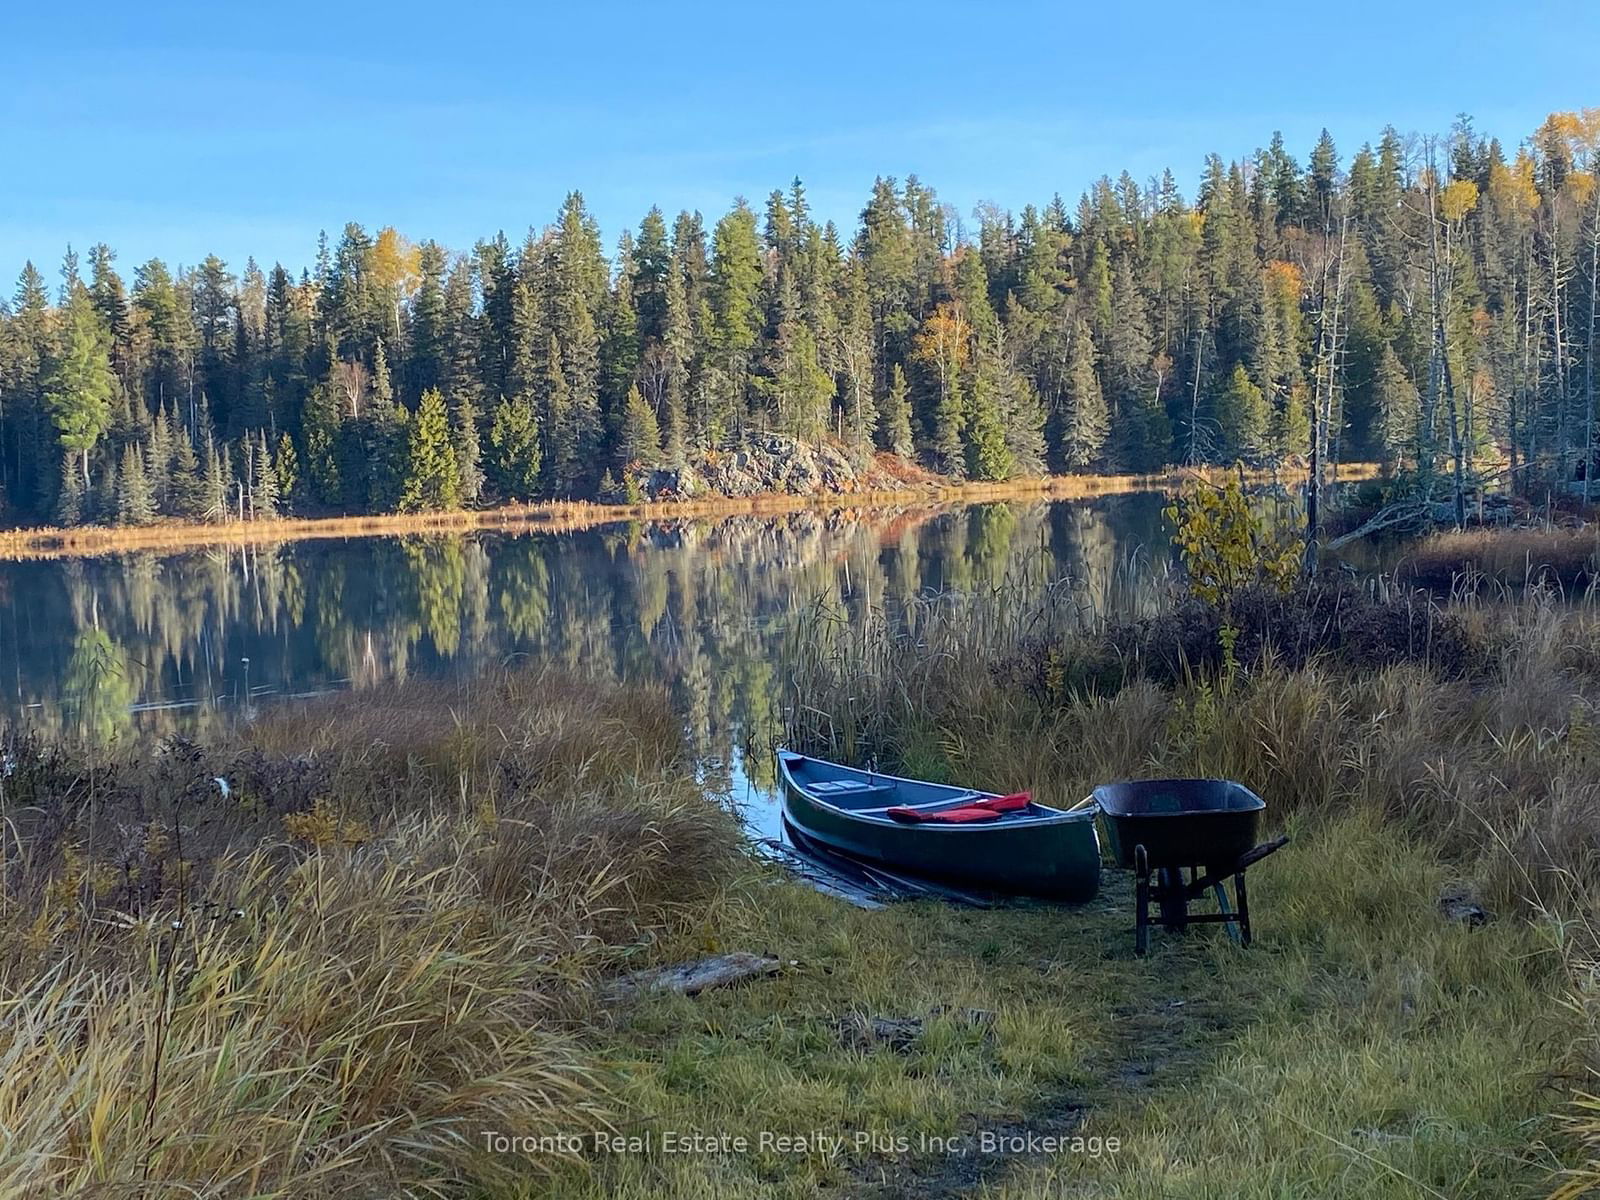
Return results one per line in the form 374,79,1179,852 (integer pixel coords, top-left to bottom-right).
0,497,1173,759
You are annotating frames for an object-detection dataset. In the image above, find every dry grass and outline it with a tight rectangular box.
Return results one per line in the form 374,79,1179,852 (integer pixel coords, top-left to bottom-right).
1400,525,1600,591
0,667,742,1196
786,583,1600,914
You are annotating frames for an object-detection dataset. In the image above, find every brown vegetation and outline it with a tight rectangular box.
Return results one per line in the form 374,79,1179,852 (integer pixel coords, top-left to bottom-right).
0,667,741,1195
1399,525,1600,591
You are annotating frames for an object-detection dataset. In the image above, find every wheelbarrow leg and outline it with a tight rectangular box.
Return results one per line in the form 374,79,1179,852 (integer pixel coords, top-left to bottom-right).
1213,878,1242,945
1134,845,1150,957
1235,870,1252,947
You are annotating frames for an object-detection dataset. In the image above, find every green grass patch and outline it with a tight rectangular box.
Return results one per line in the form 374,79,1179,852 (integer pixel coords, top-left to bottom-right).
530,810,1568,1199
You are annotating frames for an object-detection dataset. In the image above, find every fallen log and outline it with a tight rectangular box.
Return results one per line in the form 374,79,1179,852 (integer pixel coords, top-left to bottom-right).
605,952,783,1001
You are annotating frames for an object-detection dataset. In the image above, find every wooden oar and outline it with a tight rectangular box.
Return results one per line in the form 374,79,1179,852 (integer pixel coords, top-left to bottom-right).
1062,795,1097,813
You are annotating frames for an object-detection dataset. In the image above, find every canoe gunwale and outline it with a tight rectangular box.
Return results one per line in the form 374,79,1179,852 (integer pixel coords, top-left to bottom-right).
777,751,1094,832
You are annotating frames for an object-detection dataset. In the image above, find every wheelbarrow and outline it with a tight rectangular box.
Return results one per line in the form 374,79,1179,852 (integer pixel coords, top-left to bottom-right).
1093,779,1288,956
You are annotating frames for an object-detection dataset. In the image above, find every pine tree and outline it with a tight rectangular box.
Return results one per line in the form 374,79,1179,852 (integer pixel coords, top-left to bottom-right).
399,388,462,512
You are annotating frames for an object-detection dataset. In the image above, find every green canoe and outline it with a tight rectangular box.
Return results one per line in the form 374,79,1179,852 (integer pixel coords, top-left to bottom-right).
778,751,1101,901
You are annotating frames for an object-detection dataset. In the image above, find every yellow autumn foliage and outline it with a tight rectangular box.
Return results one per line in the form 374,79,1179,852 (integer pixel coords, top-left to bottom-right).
1490,154,1540,217
1163,474,1301,607
1440,179,1479,223
371,226,422,299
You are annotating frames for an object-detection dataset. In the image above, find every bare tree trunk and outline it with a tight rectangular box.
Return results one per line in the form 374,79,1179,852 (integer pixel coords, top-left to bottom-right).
1444,346,1467,527
1188,330,1205,466
1552,222,1571,489
1422,153,1465,525
1586,185,1600,501
1524,239,1541,490
1320,218,1349,497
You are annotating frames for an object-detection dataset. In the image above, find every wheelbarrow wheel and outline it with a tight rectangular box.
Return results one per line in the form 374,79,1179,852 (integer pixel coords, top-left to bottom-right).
1157,867,1188,931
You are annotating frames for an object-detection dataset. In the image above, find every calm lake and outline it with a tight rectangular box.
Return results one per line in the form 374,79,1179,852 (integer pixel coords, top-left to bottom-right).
0,495,1178,834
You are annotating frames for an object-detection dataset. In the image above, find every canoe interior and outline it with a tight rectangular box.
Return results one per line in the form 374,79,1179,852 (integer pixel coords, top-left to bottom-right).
779,752,1064,824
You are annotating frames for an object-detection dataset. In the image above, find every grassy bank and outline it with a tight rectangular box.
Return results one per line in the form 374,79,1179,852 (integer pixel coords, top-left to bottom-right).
763,580,1600,1197
0,670,741,1194
0,461,1379,561
4,550,1594,1197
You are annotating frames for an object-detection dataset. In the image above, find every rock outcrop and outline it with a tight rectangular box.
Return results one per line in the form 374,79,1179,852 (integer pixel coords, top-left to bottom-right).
633,435,911,500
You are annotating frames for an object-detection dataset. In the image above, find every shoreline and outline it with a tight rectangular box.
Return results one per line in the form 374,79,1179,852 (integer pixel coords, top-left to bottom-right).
0,462,1380,562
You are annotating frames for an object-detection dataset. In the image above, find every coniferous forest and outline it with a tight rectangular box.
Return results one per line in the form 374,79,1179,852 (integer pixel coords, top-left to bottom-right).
1,111,1597,528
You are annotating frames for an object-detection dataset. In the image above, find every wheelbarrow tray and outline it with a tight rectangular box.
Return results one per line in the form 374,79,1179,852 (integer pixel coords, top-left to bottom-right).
1093,778,1264,872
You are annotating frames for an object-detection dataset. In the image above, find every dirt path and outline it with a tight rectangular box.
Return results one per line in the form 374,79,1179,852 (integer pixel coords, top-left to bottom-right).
847,872,1255,1199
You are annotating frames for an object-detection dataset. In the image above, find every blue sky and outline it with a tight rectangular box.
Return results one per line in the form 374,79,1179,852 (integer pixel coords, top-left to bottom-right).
1,1,1594,286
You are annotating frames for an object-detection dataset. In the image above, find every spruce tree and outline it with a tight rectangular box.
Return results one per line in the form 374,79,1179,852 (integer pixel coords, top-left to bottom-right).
880,363,914,457
1059,317,1109,469
658,250,692,459
45,292,115,491
116,441,155,525
170,432,203,517
1375,346,1420,464
964,368,1013,481
489,397,541,501
274,432,298,508
202,435,228,519
1215,363,1271,461
56,452,83,525
615,384,661,468
932,370,967,478
408,241,450,402
302,377,343,506
453,396,484,506
253,435,280,518
1273,381,1314,460
399,388,462,512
